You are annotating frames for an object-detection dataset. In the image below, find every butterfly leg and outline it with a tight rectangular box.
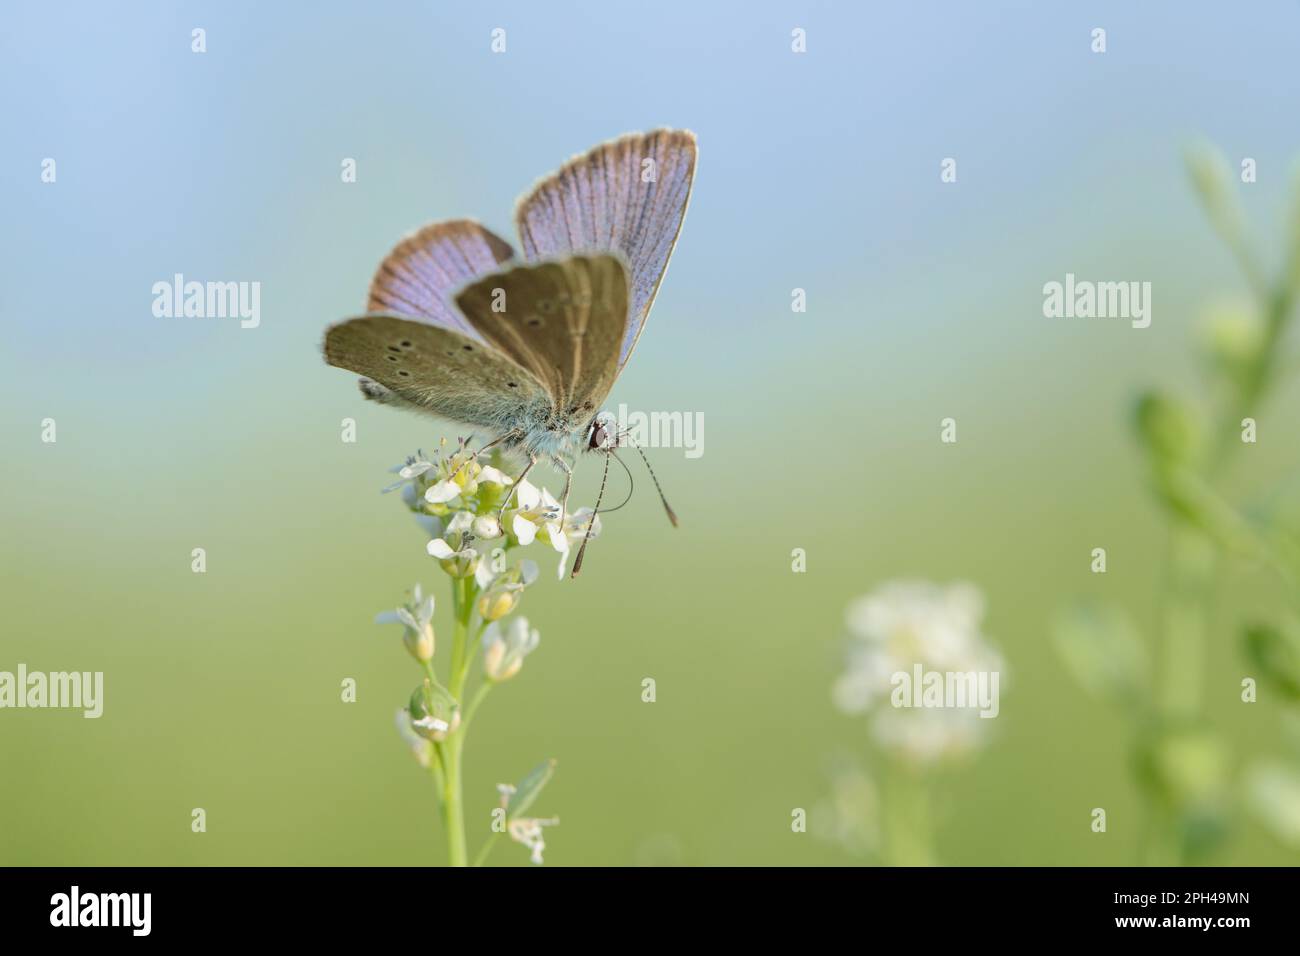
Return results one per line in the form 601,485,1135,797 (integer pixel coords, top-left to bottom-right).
552,454,574,529
495,454,538,527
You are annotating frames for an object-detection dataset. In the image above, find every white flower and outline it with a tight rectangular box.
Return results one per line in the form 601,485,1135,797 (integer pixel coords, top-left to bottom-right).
545,507,602,579
376,584,435,662
507,816,559,865
483,616,541,681
383,451,437,493
472,515,503,540
495,783,559,865
426,511,482,576
509,480,560,546
833,580,1003,766
425,480,463,505
477,465,513,486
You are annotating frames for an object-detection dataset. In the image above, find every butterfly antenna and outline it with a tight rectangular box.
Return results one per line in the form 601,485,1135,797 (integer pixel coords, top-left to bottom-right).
571,452,611,579
598,449,637,514
625,439,679,527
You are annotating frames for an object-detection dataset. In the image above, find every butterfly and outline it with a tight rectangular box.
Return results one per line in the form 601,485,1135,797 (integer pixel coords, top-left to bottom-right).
324,129,697,573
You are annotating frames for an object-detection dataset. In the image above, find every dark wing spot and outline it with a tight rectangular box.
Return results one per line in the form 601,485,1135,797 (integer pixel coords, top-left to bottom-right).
398,370,411,377
386,345,401,353
508,382,518,388
398,340,412,349
386,355,398,362
462,345,473,351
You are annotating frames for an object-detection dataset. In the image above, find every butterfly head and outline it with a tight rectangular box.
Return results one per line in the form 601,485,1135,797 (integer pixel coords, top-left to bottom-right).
585,412,619,453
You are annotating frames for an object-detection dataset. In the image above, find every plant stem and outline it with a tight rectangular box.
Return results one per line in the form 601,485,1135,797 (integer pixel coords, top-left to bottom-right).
882,761,934,866
441,576,477,868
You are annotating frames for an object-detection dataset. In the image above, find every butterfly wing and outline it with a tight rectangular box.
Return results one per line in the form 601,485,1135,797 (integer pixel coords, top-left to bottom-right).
367,219,516,341
453,254,629,422
323,314,548,433
514,129,696,370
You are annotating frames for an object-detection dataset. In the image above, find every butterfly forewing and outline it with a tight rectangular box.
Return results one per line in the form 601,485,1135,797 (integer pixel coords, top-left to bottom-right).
514,129,696,369
367,220,516,341
453,254,629,421
323,314,547,432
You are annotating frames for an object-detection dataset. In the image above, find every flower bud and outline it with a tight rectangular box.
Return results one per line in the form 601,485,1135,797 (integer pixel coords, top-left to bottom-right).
483,617,541,682
478,583,522,622
427,535,481,579
473,515,503,540
408,680,460,742
404,621,434,663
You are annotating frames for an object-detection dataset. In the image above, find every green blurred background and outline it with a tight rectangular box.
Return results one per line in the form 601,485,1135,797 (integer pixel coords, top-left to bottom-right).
2,1,1298,865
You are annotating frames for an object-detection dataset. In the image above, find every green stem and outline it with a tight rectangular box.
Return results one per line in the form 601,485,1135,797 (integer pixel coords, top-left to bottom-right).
882,761,935,867
441,575,479,868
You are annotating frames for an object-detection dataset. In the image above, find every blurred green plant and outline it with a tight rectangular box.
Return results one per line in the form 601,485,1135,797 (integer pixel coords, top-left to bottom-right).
1055,143,1300,864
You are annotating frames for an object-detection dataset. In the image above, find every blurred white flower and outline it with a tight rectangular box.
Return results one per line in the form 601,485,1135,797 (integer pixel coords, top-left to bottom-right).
833,580,1003,766
497,782,558,865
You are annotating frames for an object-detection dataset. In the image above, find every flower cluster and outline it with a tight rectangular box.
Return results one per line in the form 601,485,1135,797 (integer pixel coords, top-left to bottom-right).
388,440,601,582
376,439,568,866
833,580,1004,766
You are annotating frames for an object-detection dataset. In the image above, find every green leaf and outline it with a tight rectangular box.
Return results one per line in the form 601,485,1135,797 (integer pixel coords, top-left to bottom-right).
506,758,557,819
1133,391,1200,469
1185,143,1245,249
1244,621,1300,701
1053,602,1147,708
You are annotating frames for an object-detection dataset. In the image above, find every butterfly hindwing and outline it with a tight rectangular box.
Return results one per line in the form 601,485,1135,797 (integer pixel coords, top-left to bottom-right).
514,129,696,369
367,220,516,341
453,254,629,422
323,314,547,432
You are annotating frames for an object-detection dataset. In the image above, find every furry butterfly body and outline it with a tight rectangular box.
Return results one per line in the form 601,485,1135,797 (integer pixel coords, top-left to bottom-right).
324,130,698,464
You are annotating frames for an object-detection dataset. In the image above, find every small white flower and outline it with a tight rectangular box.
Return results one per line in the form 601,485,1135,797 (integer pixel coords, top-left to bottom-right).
545,508,602,579
507,816,559,865
472,515,503,540
477,465,514,486
425,479,462,505
509,480,560,546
